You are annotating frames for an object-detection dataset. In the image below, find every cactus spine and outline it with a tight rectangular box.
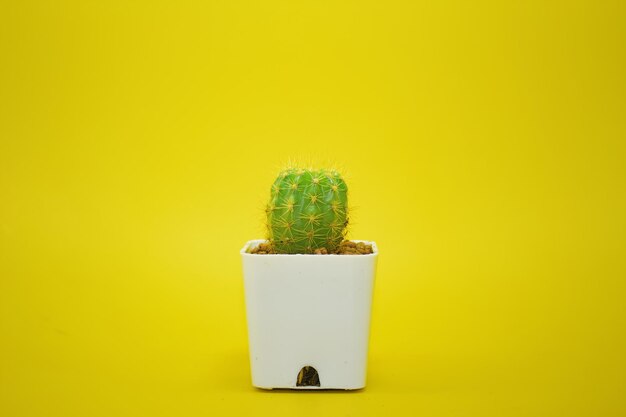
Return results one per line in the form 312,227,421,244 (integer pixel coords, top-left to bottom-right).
266,168,348,254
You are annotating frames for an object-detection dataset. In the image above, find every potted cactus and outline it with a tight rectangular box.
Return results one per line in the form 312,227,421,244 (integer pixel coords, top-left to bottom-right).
241,167,379,390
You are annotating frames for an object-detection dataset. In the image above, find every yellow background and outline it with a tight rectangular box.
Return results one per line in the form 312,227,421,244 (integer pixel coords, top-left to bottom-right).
1,0,625,415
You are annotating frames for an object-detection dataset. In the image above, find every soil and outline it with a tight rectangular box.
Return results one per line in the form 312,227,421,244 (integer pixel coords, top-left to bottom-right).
249,240,374,255
296,366,320,387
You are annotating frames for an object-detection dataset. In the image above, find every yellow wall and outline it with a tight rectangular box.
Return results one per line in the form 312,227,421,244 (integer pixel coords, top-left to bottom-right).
1,1,625,415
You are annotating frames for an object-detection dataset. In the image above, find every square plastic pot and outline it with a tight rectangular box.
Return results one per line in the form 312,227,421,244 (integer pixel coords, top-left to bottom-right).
241,239,378,390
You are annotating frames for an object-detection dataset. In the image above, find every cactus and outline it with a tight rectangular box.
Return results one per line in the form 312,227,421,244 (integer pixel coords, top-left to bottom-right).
266,168,348,254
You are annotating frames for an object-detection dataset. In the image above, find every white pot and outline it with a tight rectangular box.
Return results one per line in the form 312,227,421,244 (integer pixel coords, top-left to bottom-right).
241,239,379,390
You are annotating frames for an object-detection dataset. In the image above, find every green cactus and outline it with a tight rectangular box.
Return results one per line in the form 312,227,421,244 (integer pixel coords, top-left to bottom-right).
266,167,348,254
